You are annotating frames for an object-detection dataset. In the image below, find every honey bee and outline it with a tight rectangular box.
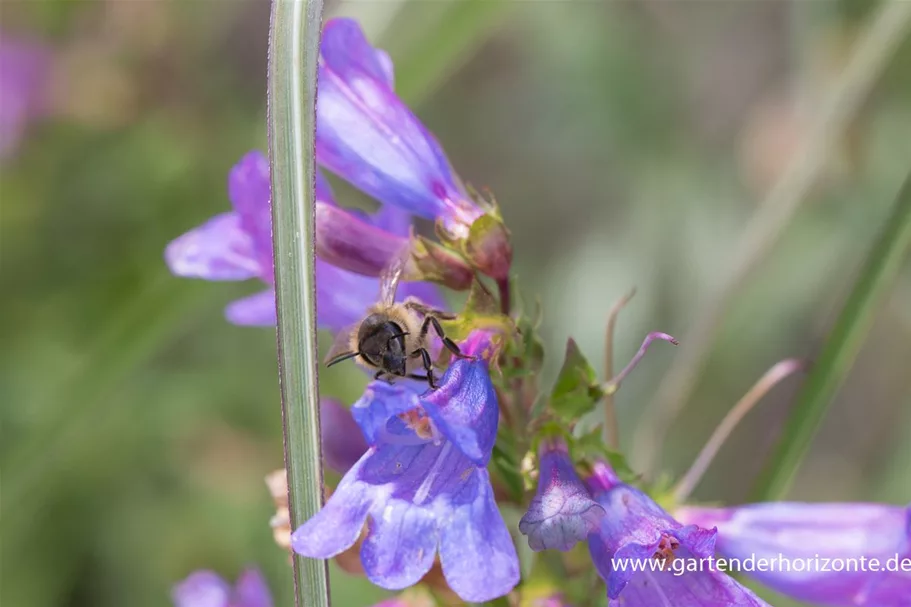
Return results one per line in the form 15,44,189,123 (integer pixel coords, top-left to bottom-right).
325,251,467,390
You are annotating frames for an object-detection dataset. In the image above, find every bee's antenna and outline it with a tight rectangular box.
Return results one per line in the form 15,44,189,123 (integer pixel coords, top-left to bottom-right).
326,351,360,367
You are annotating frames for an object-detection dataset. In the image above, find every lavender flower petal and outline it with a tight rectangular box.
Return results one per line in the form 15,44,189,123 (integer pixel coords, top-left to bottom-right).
437,466,520,602
361,489,438,589
351,382,422,446
290,454,375,558
227,151,274,276
231,569,273,607
585,463,771,607
421,357,499,466
316,19,482,234
172,569,271,607
224,289,275,326
165,213,260,281
519,440,604,552
172,571,231,607
0,36,50,160
677,502,911,607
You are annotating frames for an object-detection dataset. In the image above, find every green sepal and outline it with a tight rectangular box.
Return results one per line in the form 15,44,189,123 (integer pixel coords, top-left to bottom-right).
439,278,512,342
549,339,605,423
572,428,639,485
490,431,525,503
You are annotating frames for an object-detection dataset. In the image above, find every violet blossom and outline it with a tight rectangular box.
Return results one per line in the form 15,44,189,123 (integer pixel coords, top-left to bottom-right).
0,34,51,161
519,438,605,551
315,19,511,279
585,462,772,607
677,502,911,607
291,331,520,603
165,150,441,328
172,569,271,607
316,18,482,237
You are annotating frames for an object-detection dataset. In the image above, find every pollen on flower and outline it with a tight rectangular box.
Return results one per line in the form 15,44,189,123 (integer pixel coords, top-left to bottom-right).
399,407,437,441
652,534,680,569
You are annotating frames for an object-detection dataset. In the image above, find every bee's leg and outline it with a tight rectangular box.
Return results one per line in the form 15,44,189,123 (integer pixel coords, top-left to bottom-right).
410,347,437,389
420,315,472,359
403,298,457,320
374,369,395,385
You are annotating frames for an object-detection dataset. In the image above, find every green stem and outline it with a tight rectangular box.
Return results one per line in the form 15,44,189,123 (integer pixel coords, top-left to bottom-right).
752,173,911,501
267,1,330,606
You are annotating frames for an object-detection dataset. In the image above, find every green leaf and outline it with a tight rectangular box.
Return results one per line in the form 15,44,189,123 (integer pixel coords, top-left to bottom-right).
752,173,911,500
550,339,605,422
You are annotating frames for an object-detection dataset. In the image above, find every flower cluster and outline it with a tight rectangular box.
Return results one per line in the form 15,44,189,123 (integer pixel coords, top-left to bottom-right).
166,15,910,607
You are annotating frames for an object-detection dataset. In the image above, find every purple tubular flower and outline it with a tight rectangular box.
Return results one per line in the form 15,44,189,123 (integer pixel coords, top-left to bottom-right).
291,332,519,602
172,568,272,607
584,462,772,607
321,398,368,474
316,18,483,238
0,35,50,161
677,503,911,607
165,150,443,328
518,439,605,551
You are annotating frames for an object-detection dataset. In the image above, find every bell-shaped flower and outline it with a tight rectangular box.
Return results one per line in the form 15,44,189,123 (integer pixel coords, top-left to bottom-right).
291,332,519,603
1,34,51,161
519,438,604,551
316,18,484,240
585,462,772,606
172,569,271,607
165,150,442,328
676,502,911,607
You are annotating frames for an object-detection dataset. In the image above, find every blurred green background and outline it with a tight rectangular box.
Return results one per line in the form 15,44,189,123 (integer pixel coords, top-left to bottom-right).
2,1,909,606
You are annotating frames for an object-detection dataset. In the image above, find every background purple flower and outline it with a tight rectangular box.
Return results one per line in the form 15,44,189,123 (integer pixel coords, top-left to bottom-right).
316,18,482,237
172,569,272,607
291,338,519,602
165,150,443,328
0,35,51,160
321,398,368,474
677,502,911,607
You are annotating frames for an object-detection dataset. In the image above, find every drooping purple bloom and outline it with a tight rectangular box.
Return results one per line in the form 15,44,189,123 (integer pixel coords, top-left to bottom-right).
172,569,272,607
165,150,442,328
291,331,519,602
0,35,51,161
677,502,911,607
519,438,604,551
316,18,483,239
585,462,772,607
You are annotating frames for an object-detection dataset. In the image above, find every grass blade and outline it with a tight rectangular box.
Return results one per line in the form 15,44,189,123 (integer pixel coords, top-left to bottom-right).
752,174,911,501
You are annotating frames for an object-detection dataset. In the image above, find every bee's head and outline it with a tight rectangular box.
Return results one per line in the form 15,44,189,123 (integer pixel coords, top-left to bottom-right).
357,314,407,374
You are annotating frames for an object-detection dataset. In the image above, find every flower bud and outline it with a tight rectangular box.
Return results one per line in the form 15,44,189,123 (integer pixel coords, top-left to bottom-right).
462,213,513,281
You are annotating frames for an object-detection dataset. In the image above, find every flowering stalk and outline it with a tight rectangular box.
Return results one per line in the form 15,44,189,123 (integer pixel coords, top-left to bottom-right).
266,1,330,607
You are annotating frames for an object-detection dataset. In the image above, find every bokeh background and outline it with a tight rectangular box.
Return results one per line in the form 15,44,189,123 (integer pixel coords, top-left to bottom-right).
2,1,910,606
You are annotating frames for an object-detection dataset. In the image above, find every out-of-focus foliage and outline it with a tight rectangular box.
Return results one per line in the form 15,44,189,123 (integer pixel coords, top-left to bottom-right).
1,1,909,607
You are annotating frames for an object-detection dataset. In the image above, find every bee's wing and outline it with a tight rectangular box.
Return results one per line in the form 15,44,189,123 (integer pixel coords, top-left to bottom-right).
324,322,360,367
378,245,409,307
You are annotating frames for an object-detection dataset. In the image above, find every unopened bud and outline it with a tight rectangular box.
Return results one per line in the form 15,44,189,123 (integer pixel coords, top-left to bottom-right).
463,214,513,281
